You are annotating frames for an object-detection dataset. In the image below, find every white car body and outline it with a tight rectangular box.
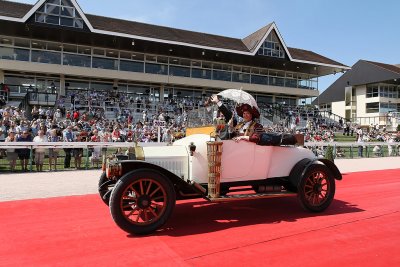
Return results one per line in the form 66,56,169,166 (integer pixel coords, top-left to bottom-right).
103,133,341,235
140,134,316,184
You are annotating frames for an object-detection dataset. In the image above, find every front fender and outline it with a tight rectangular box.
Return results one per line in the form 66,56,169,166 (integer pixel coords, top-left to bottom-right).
289,158,342,187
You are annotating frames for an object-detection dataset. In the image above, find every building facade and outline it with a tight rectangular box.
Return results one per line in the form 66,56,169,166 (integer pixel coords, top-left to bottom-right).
315,60,400,128
0,0,348,114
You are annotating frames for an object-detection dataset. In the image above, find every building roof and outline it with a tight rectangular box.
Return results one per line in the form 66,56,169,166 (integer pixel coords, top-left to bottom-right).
365,60,400,75
0,0,349,69
86,14,250,52
0,0,31,18
314,60,400,105
288,47,346,68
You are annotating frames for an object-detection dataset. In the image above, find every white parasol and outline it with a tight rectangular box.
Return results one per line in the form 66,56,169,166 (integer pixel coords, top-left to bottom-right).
217,88,258,109
217,88,260,119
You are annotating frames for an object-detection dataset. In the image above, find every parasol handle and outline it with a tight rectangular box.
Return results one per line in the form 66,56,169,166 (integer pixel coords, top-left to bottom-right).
210,131,219,142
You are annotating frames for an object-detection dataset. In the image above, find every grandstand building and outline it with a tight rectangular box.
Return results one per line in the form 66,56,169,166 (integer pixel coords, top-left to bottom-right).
315,60,400,128
0,0,348,118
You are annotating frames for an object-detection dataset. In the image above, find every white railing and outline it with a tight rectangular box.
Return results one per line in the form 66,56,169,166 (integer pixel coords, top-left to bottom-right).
0,142,167,149
1,141,398,153
304,141,400,158
0,142,169,172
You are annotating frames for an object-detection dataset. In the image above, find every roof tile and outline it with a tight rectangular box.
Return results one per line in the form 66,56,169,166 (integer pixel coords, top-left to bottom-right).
0,0,31,18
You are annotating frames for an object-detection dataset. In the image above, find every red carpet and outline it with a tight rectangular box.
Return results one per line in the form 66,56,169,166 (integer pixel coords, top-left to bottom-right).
1,169,400,267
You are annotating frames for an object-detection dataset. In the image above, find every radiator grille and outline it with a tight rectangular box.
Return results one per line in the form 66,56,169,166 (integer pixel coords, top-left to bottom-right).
147,159,186,178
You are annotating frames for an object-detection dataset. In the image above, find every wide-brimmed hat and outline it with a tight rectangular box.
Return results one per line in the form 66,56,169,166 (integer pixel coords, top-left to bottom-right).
235,103,260,119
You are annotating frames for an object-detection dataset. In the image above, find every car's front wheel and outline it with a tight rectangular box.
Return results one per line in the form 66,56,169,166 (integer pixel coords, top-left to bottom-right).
109,169,176,235
297,164,335,212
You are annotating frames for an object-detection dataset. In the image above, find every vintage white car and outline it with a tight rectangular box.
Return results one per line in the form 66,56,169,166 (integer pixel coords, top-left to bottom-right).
99,133,342,235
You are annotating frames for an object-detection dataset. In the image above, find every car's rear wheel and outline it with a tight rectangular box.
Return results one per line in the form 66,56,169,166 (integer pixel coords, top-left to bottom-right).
109,169,175,235
298,164,335,212
98,172,115,206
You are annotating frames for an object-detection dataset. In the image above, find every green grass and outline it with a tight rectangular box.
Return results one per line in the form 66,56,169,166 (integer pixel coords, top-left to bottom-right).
334,133,357,142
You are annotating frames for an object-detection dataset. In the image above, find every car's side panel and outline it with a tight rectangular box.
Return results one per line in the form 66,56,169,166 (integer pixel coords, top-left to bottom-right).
268,147,315,178
220,140,272,181
173,134,315,184
179,135,273,183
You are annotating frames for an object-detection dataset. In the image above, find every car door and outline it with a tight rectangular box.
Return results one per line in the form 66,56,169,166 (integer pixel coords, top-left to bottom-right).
220,140,257,181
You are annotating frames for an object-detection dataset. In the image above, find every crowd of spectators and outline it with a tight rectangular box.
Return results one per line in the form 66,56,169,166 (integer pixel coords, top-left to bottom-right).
1,96,399,172
353,124,400,157
0,100,190,171
64,89,207,117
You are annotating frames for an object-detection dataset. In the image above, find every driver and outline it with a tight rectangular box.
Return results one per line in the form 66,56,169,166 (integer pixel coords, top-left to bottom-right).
210,95,264,143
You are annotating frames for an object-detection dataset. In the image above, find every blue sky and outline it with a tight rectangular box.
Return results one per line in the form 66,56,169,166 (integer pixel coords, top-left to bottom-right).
12,0,400,93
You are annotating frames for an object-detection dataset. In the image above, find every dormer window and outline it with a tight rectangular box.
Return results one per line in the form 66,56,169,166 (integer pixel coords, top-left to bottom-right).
35,0,84,29
257,31,285,59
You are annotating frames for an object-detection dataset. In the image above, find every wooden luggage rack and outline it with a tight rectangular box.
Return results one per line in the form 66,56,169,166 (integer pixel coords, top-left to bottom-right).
206,141,223,198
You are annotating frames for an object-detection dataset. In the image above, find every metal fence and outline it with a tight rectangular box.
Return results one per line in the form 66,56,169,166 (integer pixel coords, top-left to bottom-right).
0,142,166,173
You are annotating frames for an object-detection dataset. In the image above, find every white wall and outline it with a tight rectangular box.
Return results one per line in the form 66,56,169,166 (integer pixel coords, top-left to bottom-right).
356,85,367,117
332,100,346,118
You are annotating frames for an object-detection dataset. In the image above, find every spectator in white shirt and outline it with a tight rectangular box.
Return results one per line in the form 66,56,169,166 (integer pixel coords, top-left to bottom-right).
33,130,47,171
53,109,62,122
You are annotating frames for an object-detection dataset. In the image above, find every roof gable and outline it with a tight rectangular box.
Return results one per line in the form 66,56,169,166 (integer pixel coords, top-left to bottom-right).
242,23,273,51
243,22,293,59
0,0,94,29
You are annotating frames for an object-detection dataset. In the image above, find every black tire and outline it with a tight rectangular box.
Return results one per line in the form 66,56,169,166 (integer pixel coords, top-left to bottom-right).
98,172,115,206
297,164,335,212
109,169,176,235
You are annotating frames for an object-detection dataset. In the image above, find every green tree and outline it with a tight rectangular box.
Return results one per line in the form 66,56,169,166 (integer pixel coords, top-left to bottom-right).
325,145,334,162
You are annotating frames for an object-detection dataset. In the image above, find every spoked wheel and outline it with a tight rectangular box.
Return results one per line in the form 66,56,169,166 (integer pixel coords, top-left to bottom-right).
109,169,175,235
98,172,116,206
298,164,335,212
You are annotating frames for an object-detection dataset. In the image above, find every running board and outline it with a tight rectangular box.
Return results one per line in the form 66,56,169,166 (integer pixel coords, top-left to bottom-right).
207,192,297,202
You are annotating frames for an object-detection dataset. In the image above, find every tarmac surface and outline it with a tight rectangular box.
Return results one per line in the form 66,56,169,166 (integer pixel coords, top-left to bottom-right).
0,157,399,202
